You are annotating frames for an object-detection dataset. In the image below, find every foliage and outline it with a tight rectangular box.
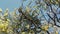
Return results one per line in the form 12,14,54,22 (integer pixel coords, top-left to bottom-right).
0,0,60,34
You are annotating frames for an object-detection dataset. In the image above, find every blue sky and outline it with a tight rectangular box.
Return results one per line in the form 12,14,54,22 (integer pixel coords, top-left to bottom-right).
0,0,35,11
0,0,22,11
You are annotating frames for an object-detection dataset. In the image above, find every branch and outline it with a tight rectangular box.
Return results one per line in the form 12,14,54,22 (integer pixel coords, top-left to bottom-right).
18,7,40,27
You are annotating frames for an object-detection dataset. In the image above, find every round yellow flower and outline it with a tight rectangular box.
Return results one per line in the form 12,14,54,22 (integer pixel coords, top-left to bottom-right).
25,24,30,29
22,32,25,34
41,25,49,31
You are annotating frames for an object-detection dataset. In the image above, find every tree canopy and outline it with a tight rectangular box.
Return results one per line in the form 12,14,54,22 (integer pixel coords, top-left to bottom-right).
0,0,60,34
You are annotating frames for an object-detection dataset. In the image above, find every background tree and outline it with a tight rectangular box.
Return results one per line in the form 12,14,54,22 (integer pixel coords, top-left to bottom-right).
18,0,60,34
0,0,60,34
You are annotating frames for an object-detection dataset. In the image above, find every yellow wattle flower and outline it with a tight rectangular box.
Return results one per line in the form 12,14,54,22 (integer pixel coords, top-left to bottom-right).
22,32,25,34
0,8,2,12
44,25,49,30
4,23,8,27
0,24,5,29
41,25,49,31
7,19,10,22
26,6,31,13
0,19,9,31
4,8,9,17
0,19,2,22
25,24,30,29
0,16,4,19
4,13,8,16
56,31,58,34
2,28,5,31
41,26,45,30
55,1,58,4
